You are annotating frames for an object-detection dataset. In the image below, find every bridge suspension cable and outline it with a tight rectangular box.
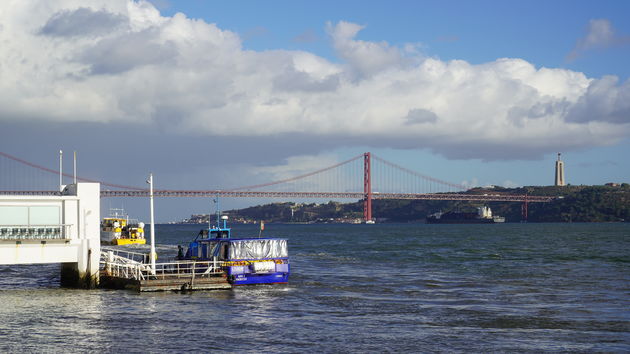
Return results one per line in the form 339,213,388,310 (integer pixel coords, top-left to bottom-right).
0,151,145,190
227,154,364,191
371,153,466,192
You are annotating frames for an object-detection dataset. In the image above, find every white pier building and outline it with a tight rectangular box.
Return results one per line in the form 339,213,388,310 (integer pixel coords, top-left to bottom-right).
0,183,100,287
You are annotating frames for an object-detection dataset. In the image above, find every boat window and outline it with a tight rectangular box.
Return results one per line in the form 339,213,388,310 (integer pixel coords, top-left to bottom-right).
201,243,208,258
214,243,229,261
210,230,229,239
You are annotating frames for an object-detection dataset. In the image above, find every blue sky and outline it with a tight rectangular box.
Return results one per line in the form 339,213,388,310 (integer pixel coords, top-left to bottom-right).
153,0,630,187
1,1,629,221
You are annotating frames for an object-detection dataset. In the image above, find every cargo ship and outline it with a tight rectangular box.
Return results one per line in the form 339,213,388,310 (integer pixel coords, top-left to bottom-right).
426,206,505,224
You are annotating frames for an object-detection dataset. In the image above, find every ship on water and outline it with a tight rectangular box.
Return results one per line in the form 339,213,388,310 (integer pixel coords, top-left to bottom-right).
100,208,146,245
178,210,289,285
426,206,505,224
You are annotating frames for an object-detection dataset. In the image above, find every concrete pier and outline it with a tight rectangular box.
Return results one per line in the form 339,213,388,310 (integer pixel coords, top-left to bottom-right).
0,183,100,288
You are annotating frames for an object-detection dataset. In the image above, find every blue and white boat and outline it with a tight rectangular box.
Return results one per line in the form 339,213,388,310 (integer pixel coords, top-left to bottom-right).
178,215,289,285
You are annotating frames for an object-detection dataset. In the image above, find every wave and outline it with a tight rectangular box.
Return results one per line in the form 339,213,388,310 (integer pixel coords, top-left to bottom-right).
295,252,359,262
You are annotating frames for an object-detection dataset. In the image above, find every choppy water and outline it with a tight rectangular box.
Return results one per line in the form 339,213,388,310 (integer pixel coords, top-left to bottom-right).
1,223,629,352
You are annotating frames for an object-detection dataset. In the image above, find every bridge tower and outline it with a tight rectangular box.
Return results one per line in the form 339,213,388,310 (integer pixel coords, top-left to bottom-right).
363,152,372,223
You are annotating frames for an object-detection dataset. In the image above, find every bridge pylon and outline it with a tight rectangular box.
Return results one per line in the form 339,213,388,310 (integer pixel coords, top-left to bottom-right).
363,152,372,223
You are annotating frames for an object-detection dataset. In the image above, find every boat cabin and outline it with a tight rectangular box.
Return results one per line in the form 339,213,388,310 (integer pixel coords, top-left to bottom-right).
184,236,288,263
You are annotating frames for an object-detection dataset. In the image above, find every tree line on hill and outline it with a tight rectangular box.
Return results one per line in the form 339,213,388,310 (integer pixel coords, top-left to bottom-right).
221,185,629,223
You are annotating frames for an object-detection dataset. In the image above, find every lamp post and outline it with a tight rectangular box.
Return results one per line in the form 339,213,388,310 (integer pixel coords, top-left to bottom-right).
147,173,156,275
73,151,77,185
59,150,63,191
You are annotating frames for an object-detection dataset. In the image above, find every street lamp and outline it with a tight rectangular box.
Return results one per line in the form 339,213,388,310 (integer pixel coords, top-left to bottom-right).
146,173,156,275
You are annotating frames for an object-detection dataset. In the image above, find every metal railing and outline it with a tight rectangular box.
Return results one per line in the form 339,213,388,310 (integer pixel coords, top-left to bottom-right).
100,248,225,281
0,224,72,240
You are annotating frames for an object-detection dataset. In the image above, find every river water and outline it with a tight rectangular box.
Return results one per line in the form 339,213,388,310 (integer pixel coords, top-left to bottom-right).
1,223,629,352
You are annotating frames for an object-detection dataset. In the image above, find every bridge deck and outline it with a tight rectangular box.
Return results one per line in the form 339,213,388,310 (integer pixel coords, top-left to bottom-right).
2,190,555,202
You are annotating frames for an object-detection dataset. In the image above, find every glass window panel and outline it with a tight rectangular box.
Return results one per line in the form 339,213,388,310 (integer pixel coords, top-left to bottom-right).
0,206,28,225
29,206,60,225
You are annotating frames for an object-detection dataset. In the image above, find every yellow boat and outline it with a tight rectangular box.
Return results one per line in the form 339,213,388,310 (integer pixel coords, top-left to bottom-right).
101,208,146,245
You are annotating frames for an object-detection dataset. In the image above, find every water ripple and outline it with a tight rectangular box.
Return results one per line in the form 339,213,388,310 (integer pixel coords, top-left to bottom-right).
0,223,628,352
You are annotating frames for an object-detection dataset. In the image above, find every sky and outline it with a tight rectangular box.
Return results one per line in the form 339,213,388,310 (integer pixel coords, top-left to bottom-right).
1,0,630,221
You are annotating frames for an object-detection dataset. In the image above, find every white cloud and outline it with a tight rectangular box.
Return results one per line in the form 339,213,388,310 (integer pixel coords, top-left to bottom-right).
580,19,614,46
567,19,630,61
1,1,630,161
502,180,520,188
460,178,479,189
326,21,408,79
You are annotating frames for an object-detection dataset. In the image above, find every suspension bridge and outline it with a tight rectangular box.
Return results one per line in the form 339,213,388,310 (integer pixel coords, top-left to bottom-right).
1,151,554,222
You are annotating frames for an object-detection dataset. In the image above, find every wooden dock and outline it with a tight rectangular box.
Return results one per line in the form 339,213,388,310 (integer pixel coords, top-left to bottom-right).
99,248,232,292
100,272,231,292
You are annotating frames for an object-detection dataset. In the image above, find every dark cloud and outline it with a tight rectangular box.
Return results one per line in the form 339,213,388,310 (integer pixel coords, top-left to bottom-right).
566,76,630,124
0,120,341,190
40,7,125,37
507,100,571,127
0,115,624,221
80,29,177,74
405,108,438,125
41,6,178,75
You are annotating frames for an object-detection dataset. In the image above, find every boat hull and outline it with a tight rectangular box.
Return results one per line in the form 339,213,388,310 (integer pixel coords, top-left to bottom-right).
101,231,121,240
426,218,497,224
230,272,289,285
111,238,147,246
226,263,290,285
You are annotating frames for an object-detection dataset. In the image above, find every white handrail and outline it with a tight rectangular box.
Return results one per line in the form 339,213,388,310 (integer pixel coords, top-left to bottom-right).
100,249,225,281
101,247,147,263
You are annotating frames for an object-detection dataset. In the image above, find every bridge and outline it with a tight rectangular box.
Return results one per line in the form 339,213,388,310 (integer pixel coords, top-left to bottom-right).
0,151,552,289
1,151,553,222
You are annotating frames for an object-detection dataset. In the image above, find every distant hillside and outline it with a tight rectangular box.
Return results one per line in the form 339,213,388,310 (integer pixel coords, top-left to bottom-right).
208,184,629,223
